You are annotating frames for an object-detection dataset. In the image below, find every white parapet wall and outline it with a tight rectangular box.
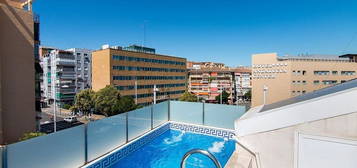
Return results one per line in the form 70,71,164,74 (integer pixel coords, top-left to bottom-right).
234,86,357,168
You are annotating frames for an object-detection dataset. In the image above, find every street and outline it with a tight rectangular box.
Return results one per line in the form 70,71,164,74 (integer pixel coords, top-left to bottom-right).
40,105,82,133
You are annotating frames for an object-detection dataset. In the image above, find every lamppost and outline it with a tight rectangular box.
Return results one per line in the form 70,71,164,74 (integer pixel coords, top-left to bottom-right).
153,84,159,104
53,79,59,132
263,85,268,104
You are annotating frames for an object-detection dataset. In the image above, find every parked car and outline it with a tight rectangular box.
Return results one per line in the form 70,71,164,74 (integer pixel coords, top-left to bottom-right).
64,116,77,123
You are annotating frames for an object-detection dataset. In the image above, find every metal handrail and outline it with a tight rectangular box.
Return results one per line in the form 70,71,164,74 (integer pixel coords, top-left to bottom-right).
233,136,261,168
180,149,222,168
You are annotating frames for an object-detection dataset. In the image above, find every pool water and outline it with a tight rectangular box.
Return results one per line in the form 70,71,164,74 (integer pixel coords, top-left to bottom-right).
111,129,235,168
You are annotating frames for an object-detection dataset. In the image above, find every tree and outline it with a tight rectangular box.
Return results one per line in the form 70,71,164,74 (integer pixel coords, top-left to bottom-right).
244,90,252,100
179,91,198,102
20,132,46,141
215,90,229,104
94,85,121,117
62,103,72,110
74,89,95,116
116,96,140,114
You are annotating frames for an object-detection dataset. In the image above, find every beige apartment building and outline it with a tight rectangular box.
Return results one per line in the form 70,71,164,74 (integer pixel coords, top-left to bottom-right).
0,0,37,144
187,61,252,102
92,45,187,106
252,53,357,107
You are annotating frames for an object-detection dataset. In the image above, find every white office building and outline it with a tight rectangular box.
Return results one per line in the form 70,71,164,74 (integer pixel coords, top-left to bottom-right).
41,48,92,105
66,48,92,91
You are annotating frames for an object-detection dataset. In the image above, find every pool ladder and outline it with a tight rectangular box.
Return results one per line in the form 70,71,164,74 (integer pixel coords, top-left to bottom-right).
180,149,222,168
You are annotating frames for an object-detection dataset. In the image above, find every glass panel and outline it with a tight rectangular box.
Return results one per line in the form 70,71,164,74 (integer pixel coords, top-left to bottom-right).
170,101,203,125
128,106,151,141
153,101,169,128
87,113,126,161
205,103,246,129
0,146,2,167
7,125,85,168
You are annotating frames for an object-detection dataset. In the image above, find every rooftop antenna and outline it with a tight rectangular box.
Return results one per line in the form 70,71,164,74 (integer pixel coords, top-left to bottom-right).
142,20,148,52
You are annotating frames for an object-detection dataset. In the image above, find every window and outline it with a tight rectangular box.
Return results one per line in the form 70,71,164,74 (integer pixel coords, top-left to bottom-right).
292,80,296,84
332,71,338,75
322,80,337,85
313,80,319,84
112,55,186,66
341,80,346,83
302,70,306,75
112,66,185,72
302,81,306,85
113,76,186,81
314,71,330,75
302,90,306,94
341,71,356,76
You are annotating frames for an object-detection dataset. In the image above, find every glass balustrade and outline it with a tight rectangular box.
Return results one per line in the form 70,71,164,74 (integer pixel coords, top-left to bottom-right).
0,101,246,167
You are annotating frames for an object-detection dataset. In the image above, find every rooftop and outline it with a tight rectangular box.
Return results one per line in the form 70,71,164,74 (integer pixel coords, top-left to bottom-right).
277,54,351,61
261,78,357,112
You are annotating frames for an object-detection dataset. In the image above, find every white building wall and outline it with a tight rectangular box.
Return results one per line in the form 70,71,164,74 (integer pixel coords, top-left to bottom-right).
41,48,92,104
42,56,51,100
234,72,251,99
234,86,357,168
235,112,357,168
66,48,92,92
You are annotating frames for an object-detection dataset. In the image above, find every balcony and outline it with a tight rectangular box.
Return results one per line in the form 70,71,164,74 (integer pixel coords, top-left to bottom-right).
58,74,76,79
56,61,75,66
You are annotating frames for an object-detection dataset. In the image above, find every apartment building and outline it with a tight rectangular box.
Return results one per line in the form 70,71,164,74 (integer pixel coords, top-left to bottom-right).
187,61,225,69
66,48,92,91
251,53,357,107
187,62,252,102
188,69,234,102
44,50,76,105
234,67,252,100
42,48,92,106
92,45,187,106
0,0,38,144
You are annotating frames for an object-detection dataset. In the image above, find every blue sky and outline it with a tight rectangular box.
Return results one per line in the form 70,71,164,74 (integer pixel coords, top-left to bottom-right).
34,0,357,66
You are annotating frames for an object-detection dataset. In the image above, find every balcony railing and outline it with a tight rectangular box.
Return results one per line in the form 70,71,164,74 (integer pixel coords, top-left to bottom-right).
0,101,246,168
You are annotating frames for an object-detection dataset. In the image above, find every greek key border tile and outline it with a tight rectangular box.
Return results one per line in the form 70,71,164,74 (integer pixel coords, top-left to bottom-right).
86,122,235,168
86,123,170,168
169,122,236,139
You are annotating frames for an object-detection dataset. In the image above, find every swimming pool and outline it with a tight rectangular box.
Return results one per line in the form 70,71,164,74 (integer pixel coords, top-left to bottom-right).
110,129,235,168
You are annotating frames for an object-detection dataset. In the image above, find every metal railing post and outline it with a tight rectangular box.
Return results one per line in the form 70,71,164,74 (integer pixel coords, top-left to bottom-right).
151,104,154,129
2,146,7,168
168,100,171,121
126,112,129,143
202,102,205,125
84,124,88,164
